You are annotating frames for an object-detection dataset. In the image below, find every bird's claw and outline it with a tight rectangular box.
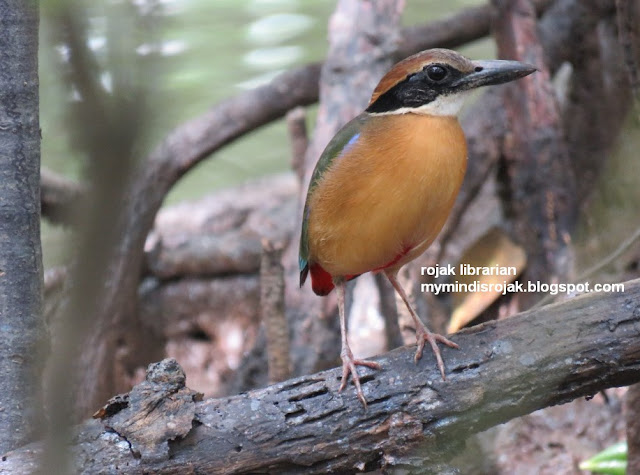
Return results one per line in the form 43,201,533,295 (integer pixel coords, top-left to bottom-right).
339,348,381,408
414,327,459,380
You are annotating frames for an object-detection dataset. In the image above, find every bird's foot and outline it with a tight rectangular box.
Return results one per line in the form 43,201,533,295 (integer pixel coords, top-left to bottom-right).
414,324,459,380
339,348,382,408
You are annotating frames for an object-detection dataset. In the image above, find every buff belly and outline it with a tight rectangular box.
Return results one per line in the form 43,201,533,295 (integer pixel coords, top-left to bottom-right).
307,113,467,277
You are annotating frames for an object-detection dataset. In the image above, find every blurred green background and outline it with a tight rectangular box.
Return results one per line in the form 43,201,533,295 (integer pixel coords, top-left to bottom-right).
39,0,490,196
39,0,639,276
39,0,491,267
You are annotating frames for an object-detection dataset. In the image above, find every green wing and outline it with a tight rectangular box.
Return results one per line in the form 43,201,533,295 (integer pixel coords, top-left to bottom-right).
299,114,366,285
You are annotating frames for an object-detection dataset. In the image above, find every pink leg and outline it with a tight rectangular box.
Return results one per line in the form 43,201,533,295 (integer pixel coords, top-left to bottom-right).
385,271,459,380
336,279,381,408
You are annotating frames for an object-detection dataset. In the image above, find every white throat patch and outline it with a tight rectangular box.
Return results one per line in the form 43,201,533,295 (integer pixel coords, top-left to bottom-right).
370,90,473,117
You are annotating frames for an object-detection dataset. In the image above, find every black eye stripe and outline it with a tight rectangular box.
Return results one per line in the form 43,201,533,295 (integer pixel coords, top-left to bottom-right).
366,64,465,113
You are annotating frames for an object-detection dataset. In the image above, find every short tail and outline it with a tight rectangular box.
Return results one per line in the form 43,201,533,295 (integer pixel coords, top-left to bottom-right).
299,262,335,296
300,262,361,296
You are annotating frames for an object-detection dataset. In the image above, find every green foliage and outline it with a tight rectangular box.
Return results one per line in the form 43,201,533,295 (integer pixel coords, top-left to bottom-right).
580,441,627,475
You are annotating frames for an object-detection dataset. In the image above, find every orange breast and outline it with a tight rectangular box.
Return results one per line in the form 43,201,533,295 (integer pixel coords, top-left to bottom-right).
307,113,467,277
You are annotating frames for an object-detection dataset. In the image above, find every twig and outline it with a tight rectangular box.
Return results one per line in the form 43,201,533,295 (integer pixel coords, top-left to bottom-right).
577,226,640,282
286,108,308,186
374,273,403,350
533,225,640,309
260,239,291,384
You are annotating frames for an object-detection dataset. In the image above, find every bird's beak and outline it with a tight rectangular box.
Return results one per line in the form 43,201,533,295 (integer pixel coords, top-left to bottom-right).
453,59,537,90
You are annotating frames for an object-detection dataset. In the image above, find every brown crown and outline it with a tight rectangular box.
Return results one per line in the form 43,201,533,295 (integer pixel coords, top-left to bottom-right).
369,48,476,106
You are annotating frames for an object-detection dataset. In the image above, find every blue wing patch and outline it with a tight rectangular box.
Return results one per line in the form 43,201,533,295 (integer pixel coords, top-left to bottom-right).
344,132,360,152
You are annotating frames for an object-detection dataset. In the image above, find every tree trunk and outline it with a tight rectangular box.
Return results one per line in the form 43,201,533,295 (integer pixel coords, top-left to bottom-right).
493,0,578,302
0,0,46,453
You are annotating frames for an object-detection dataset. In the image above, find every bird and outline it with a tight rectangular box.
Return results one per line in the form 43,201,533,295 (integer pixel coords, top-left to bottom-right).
299,48,536,407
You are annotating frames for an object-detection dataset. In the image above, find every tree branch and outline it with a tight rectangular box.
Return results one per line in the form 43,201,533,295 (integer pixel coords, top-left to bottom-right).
40,168,85,226
5,279,640,473
493,0,577,295
398,0,551,59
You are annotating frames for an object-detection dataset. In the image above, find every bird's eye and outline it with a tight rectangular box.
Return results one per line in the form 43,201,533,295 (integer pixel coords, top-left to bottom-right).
426,65,447,81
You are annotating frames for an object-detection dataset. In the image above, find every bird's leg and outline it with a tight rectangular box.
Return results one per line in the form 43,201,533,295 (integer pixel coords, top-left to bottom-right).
385,270,459,380
336,279,381,407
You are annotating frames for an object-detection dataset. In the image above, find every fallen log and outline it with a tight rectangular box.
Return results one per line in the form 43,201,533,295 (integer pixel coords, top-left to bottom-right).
3,278,639,474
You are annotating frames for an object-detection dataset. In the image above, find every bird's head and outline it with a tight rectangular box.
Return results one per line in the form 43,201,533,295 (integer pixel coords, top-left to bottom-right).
367,48,536,117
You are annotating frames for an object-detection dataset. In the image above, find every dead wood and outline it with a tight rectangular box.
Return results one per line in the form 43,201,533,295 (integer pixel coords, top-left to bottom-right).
4,279,640,474
493,0,578,298
491,0,635,309
92,359,203,462
260,239,290,384
145,174,296,279
138,275,260,340
493,0,634,300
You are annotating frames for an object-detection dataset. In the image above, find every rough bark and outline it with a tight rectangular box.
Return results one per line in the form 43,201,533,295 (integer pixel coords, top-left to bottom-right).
3,279,640,474
493,0,578,301
0,0,46,453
